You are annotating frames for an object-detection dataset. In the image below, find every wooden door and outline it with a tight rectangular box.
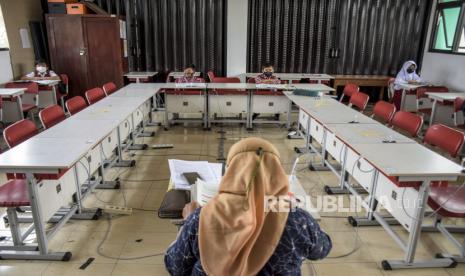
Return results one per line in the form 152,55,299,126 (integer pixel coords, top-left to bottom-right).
46,15,88,97
83,17,124,89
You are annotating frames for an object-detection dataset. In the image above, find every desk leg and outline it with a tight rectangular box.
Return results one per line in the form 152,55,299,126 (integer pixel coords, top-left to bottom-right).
309,129,330,171
380,86,386,101
286,99,292,130
164,94,170,130
51,85,58,105
429,100,438,127
17,95,24,120
127,113,148,151
113,126,136,167
246,90,253,130
204,90,210,130
400,89,407,110
381,180,456,270
324,145,351,195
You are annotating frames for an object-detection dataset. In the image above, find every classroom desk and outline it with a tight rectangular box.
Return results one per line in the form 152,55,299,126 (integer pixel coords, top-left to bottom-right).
0,137,100,261
0,88,26,123
396,83,426,111
35,80,60,108
0,83,158,260
332,75,391,100
286,90,465,269
124,71,158,83
343,143,463,269
427,92,465,126
245,73,333,83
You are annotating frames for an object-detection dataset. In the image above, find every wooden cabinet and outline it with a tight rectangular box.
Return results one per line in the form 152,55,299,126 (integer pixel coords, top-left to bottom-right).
46,14,127,98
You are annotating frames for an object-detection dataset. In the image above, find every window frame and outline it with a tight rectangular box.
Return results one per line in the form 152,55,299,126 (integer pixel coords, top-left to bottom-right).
429,0,465,55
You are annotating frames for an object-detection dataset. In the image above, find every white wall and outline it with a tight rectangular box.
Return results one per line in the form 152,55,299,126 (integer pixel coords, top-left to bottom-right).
226,0,248,79
421,0,465,92
0,49,13,84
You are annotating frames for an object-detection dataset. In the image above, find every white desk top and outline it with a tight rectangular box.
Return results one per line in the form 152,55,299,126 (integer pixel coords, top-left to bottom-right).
326,123,415,144
397,83,428,90
124,72,158,78
427,92,465,102
285,92,376,124
205,83,335,92
246,73,334,80
0,138,95,173
351,143,463,178
110,83,162,98
0,88,26,97
36,119,117,143
35,79,60,86
168,72,201,78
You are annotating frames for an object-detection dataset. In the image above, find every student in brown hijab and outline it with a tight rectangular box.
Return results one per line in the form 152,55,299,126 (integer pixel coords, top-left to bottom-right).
165,137,331,275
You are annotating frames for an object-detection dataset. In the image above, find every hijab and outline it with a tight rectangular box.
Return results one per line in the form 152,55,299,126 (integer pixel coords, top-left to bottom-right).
394,60,421,90
199,137,290,276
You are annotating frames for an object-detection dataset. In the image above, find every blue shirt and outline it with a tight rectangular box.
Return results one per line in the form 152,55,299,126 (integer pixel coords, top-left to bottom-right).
165,208,332,275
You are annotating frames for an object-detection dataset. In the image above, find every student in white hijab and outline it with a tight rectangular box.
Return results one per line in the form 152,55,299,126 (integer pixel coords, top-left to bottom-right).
392,60,422,109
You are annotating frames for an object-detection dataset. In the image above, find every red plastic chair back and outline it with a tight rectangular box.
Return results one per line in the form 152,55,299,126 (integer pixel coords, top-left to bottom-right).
66,96,87,115
85,87,106,105
60,74,69,85
103,82,117,96
424,124,464,158
349,91,369,111
207,71,216,82
372,100,396,124
340,83,359,102
454,97,465,112
3,119,38,148
39,105,66,129
391,111,423,138
5,82,39,95
211,77,245,95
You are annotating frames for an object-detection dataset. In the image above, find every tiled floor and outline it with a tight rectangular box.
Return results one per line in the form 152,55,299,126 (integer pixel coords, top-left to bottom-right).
0,122,464,276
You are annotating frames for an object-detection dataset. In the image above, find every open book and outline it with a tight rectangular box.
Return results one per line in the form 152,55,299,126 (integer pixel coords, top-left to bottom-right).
255,83,288,90
191,179,220,206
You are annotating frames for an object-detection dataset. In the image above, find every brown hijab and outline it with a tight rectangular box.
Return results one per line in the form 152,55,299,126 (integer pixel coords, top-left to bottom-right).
199,137,290,276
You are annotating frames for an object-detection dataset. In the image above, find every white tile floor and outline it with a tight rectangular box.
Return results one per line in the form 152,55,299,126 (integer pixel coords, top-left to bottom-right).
0,123,464,275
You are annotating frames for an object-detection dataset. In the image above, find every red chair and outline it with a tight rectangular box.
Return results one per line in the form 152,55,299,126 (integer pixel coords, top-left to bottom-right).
103,82,117,96
339,83,359,102
453,97,465,129
85,87,106,105
387,78,395,102
348,91,369,112
207,71,216,82
390,111,423,138
39,105,66,129
423,125,465,262
211,77,245,95
4,82,39,119
57,74,69,111
372,100,396,124
416,86,449,118
3,119,39,148
65,96,87,115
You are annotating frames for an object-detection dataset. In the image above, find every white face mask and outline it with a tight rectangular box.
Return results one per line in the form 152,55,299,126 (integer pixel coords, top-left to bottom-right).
36,66,47,73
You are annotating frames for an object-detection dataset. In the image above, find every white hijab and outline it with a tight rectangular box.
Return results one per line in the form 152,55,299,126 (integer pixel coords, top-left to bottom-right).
394,60,422,90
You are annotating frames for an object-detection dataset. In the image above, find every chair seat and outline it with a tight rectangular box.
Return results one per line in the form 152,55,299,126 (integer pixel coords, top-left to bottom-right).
0,179,30,207
22,104,36,112
428,186,465,218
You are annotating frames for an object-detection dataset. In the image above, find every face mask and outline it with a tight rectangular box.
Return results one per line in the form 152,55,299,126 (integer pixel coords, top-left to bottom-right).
406,68,414,74
264,71,273,77
36,66,47,73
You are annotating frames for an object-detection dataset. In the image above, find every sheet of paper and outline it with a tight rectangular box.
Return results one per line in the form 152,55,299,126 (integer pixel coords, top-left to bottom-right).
255,84,287,90
174,83,206,88
35,80,59,86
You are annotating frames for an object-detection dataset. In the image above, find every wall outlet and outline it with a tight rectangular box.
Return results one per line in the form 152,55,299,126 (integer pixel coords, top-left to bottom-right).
104,205,133,215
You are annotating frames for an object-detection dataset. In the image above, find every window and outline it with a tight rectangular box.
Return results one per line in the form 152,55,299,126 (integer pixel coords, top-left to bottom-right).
0,5,9,48
430,0,465,54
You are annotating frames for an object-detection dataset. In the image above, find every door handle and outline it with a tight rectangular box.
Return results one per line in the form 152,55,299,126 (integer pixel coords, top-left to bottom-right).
79,48,87,56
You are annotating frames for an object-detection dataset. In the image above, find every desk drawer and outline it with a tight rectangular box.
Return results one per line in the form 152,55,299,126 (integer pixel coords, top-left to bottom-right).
119,118,132,143
166,94,204,113
345,148,375,192
252,95,289,114
76,146,102,185
209,95,247,114
310,118,324,144
38,169,77,223
101,129,118,160
325,131,344,163
375,173,419,232
299,109,309,132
